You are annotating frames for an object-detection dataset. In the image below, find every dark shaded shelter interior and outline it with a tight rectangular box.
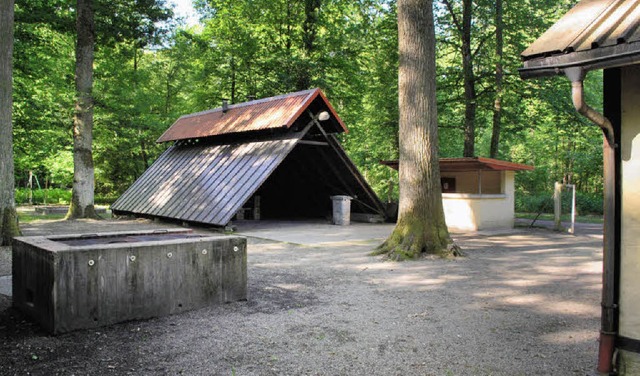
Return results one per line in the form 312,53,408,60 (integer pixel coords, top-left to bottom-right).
243,108,381,221
256,138,376,220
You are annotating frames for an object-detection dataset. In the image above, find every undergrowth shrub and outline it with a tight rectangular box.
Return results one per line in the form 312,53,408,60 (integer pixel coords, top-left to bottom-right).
15,188,72,205
516,191,603,215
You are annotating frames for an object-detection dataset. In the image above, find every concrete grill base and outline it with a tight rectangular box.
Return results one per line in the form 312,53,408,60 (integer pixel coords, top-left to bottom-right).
12,229,247,334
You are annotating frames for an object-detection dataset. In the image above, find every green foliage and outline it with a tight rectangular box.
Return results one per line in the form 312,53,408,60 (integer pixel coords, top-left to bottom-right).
12,0,605,206
15,188,72,205
515,190,603,216
515,192,553,214
43,150,74,187
574,192,604,215
13,5,75,188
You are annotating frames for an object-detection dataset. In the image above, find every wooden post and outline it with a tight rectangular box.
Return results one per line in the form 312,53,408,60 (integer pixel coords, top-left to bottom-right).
553,181,563,231
253,195,260,220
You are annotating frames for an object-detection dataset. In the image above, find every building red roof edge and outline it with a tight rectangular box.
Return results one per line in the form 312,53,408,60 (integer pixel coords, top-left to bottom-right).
156,88,348,143
380,157,535,172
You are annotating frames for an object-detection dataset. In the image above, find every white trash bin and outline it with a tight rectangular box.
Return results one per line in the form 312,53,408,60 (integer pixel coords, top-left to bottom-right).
331,195,353,225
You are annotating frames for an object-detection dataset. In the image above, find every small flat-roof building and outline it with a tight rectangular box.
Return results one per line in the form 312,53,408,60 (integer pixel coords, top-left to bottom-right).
112,89,386,226
520,0,640,373
381,157,533,231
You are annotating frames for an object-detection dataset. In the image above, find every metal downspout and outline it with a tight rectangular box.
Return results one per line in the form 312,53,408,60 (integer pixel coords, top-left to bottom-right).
565,67,617,375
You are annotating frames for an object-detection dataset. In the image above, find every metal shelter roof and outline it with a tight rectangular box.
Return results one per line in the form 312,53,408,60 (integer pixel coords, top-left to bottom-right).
156,88,347,143
113,97,385,227
520,0,640,78
111,135,299,226
380,157,534,172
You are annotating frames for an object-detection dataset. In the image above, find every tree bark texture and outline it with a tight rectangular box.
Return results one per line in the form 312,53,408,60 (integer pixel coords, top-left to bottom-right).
375,0,460,260
68,0,99,219
489,0,503,158
461,0,476,157
0,0,21,245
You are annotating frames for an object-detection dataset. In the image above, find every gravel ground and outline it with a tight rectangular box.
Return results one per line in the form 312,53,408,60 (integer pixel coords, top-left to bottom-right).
0,218,602,375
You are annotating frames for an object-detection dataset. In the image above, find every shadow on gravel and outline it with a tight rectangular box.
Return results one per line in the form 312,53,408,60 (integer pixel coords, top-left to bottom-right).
0,220,603,375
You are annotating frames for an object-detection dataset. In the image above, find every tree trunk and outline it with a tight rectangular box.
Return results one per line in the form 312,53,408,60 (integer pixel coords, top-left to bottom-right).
0,0,20,245
297,0,321,90
461,0,476,157
68,0,99,219
489,0,503,158
374,0,460,260
230,55,236,104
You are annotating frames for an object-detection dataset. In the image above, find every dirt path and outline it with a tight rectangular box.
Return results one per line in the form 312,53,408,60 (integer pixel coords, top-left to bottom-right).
0,219,602,375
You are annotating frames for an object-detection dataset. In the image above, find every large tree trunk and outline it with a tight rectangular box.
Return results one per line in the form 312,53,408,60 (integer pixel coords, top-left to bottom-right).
489,0,503,158
67,0,99,219
375,0,460,260
0,0,20,245
461,0,476,157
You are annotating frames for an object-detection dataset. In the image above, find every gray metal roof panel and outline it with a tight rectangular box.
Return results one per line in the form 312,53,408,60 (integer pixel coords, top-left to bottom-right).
520,0,640,78
111,136,299,226
522,0,640,60
152,145,229,219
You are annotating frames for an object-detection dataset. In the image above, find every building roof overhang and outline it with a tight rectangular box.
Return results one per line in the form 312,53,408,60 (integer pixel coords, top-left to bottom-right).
520,41,640,79
380,157,534,172
519,0,640,79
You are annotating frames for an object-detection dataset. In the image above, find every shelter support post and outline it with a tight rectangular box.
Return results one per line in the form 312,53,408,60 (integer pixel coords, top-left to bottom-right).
565,67,618,375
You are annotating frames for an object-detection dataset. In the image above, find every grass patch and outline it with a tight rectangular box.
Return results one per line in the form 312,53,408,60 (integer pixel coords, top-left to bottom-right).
17,211,66,223
516,212,603,224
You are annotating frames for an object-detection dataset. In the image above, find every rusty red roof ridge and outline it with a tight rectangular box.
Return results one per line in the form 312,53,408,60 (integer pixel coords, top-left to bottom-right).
156,88,347,143
177,88,319,121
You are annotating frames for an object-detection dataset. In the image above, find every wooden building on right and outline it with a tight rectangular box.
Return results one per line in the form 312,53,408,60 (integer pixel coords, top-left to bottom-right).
520,0,640,374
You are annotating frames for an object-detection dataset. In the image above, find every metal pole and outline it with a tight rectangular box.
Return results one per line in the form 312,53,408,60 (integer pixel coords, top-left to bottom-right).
571,185,575,234
28,170,33,205
566,184,576,234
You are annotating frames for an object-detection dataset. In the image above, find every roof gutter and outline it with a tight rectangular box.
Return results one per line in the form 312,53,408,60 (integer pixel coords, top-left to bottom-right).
564,66,618,375
519,45,640,79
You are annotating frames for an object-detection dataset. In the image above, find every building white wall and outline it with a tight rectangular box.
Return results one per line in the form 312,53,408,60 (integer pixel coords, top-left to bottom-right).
619,64,640,343
442,171,515,231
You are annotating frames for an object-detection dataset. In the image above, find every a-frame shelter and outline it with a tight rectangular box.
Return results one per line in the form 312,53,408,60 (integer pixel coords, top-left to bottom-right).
111,89,386,226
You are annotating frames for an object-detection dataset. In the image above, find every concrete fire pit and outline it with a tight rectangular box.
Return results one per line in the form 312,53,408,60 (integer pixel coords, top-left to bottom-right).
12,229,247,334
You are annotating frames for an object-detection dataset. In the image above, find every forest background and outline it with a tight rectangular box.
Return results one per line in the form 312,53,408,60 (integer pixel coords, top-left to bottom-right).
12,0,605,215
